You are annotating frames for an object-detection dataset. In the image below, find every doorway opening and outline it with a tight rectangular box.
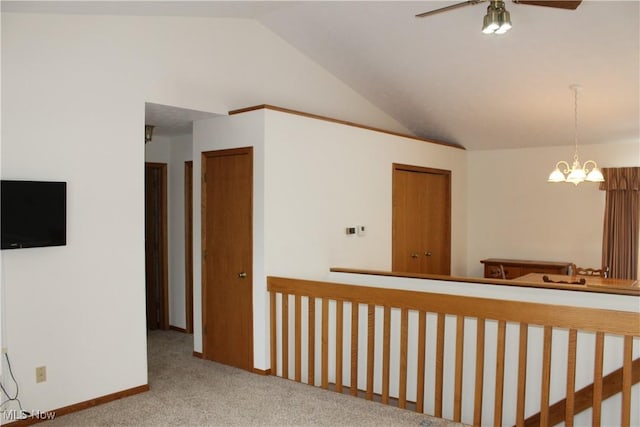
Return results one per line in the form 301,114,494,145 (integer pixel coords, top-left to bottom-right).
145,162,169,330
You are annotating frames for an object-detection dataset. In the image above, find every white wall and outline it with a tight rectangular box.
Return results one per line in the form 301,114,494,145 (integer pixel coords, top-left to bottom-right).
144,134,171,164
3,8,636,417
261,110,468,375
190,108,467,368
2,11,149,410
467,141,640,277
167,134,193,329
192,111,267,362
263,109,468,279
1,11,409,415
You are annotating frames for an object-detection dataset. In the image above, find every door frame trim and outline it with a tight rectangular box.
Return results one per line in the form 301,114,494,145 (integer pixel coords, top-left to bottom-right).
201,146,254,369
393,163,451,176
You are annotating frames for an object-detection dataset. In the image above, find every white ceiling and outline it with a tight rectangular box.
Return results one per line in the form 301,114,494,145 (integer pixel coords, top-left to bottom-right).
4,1,639,151
145,102,221,138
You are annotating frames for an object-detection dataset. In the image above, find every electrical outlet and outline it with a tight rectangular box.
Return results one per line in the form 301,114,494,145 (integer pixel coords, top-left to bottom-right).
1,347,7,354
35,366,46,383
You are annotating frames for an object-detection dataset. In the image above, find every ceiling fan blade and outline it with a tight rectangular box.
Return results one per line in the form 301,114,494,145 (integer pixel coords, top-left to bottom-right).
512,0,582,10
415,0,486,18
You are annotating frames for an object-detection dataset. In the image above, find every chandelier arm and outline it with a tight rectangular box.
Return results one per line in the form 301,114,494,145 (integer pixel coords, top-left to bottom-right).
555,160,571,174
582,160,598,173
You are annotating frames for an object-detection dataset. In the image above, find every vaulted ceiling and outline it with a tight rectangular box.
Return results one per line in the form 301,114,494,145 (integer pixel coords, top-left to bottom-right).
4,1,639,151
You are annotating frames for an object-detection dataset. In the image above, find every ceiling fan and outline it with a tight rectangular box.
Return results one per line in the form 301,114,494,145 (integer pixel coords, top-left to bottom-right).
416,0,582,35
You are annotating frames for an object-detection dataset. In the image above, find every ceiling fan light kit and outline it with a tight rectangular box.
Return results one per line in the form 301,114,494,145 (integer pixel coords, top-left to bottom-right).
482,1,512,35
415,0,581,35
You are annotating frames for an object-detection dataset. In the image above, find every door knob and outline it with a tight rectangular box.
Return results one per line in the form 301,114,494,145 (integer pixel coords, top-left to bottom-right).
411,252,419,258
425,251,432,257
238,272,247,278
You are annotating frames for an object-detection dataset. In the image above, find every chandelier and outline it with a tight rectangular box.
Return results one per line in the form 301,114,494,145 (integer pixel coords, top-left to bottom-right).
548,85,604,185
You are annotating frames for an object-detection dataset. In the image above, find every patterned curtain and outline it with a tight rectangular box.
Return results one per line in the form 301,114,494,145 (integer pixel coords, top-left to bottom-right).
599,167,640,279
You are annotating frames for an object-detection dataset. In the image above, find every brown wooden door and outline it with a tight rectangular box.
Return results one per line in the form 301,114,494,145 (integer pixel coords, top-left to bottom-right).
202,147,253,371
392,164,451,275
145,162,169,330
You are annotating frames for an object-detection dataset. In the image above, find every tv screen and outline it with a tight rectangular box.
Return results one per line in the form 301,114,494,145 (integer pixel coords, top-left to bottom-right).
1,180,67,250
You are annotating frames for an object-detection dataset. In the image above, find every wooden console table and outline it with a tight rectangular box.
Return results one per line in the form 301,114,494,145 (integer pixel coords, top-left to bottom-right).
481,258,572,279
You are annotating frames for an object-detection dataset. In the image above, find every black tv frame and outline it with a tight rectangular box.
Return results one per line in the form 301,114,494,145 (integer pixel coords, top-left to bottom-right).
1,180,67,250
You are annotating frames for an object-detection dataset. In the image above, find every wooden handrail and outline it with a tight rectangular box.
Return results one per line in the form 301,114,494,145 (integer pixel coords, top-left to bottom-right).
522,357,640,427
267,276,640,426
268,277,639,335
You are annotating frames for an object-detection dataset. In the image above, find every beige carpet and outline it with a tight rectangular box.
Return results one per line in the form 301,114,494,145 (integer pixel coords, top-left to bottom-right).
47,330,465,426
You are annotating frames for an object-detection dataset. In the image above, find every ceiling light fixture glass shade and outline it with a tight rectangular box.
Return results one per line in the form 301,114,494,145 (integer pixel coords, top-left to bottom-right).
495,10,512,34
549,159,604,185
482,1,511,35
145,125,154,144
482,10,500,34
547,85,604,186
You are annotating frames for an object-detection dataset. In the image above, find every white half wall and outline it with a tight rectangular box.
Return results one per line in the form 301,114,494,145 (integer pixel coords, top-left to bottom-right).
467,141,640,277
327,271,640,426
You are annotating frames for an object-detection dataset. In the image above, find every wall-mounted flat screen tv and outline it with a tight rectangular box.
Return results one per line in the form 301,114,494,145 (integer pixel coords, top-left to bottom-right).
1,180,67,250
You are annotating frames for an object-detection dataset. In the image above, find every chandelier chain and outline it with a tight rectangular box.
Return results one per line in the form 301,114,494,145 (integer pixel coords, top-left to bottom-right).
573,86,579,164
